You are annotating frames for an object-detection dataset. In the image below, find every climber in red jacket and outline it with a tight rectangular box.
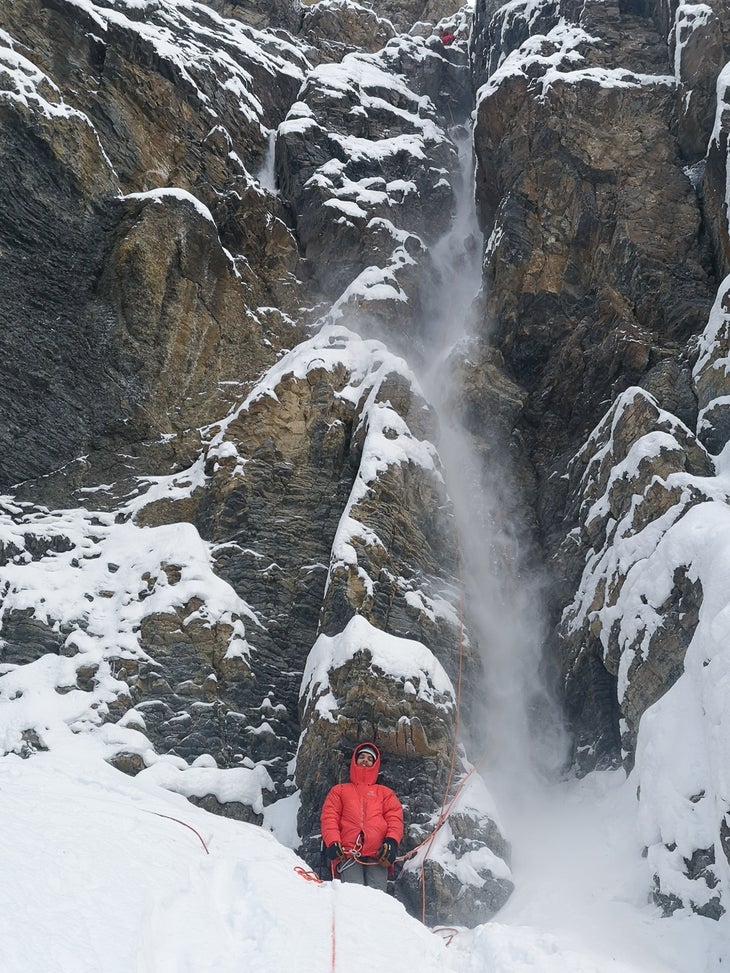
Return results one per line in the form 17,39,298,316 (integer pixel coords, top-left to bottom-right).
321,742,403,891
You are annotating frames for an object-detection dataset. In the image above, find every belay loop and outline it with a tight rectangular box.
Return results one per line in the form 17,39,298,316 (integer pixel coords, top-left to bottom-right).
337,832,364,872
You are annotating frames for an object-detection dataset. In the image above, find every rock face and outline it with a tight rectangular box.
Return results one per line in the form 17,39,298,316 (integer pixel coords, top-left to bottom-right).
300,1,396,64
0,0,306,487
274,27,472,345
0,0,514,927
470,0,730,918
3,0,730,928
473,0,712,500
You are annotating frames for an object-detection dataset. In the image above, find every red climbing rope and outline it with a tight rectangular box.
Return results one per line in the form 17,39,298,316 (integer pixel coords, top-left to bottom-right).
394,758,485,866
144,810,210,854
292,863,336,969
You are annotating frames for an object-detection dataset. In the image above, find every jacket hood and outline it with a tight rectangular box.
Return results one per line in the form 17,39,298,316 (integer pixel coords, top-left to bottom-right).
349,742,380,785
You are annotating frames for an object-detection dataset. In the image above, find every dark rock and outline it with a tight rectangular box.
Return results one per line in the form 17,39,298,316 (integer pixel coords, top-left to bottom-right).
109,751,147,776
0,0,309,487
301,0,396,64
188,793,263,824
471,0,714,536
0,610,66,665
204,0,304,33
18,729,49,758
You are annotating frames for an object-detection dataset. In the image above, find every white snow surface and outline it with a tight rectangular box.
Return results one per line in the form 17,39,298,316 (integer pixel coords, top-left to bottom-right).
301,614,455,722
1,739,728,972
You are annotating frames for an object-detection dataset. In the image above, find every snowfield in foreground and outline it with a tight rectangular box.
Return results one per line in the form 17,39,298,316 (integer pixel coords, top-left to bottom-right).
0,740,453,973
1,739,728,972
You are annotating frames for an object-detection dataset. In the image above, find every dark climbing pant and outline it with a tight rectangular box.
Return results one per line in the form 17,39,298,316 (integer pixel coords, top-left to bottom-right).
337,861,388,891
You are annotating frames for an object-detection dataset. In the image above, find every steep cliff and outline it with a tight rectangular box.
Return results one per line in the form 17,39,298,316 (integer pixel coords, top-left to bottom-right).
0,0,510,927
2,0,730,927
471,0,730,918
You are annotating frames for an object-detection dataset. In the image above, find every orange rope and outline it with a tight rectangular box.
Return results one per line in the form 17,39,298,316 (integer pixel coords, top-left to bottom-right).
432,926,459,946
294,866,323,883
292,865,335,969
395,758,485,864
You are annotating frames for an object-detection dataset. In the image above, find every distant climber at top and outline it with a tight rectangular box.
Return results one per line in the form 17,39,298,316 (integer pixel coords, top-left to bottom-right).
321,742,403,891
440,28,458,45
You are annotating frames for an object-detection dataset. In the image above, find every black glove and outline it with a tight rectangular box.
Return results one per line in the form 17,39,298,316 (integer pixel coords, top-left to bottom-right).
379,837,398,865
326,842,344,862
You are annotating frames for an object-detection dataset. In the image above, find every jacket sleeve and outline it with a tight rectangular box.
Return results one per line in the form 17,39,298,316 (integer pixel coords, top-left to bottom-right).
321,786,344,847
382,787,404,843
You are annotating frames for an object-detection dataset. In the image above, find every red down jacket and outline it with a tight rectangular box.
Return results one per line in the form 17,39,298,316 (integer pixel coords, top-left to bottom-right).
321,743,404,858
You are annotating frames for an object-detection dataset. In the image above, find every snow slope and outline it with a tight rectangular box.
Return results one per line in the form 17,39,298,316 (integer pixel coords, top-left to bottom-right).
456,771,730,973
2,739,729,972
0,739,456,973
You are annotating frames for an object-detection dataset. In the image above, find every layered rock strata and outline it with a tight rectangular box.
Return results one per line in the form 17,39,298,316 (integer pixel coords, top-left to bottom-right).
0,0,511,926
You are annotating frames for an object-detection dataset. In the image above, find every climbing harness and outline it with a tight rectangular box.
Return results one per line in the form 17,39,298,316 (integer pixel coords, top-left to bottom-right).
334,832,365,874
